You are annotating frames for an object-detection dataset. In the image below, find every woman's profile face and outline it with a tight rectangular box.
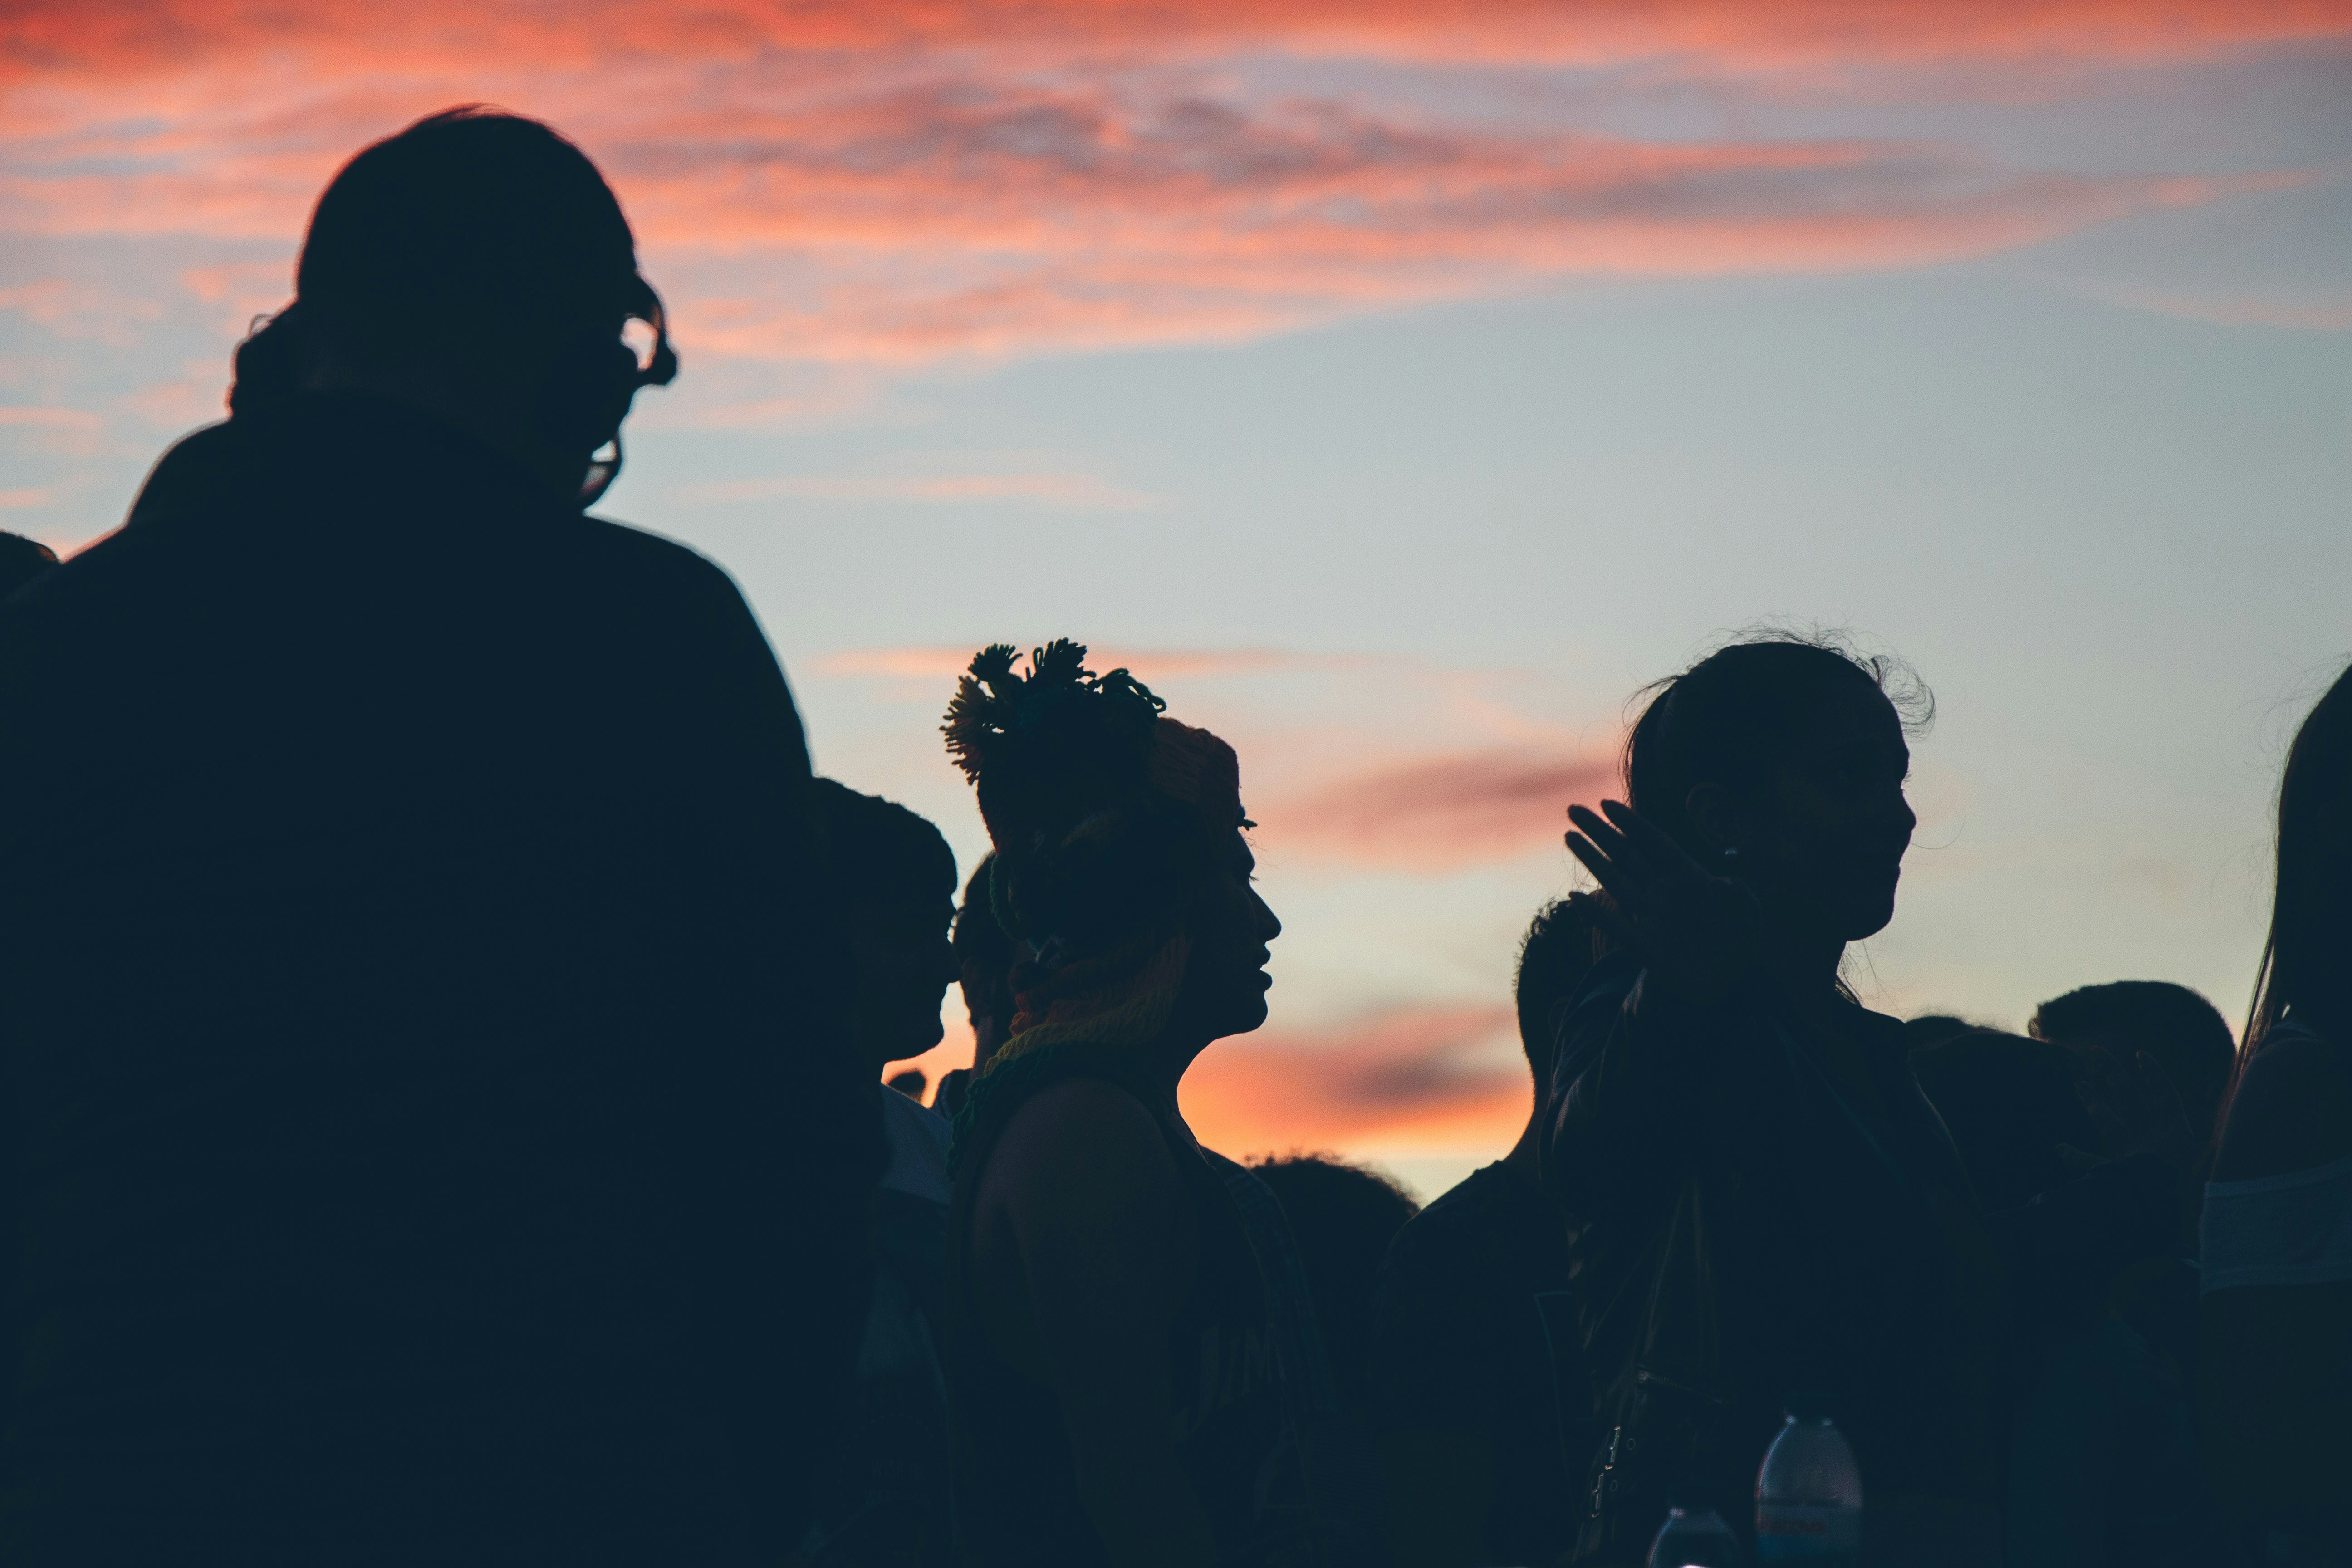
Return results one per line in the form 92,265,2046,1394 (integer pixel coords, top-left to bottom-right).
1177,827,1282,1044
1749,681,1917,943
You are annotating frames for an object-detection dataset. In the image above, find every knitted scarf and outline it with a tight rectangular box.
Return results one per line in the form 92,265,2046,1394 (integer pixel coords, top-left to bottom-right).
947,929,1192,1167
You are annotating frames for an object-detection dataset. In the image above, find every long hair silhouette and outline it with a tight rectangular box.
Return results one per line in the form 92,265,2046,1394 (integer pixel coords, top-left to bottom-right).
2243,663,2352,1055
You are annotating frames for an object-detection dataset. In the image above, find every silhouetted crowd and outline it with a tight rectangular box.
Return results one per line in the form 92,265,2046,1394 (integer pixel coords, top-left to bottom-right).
0,108,2342,1568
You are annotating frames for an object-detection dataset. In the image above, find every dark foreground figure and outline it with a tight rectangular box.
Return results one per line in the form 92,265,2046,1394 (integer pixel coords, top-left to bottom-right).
2201,664,2352,1567
1549,636,2186,1568
1371,896,1599,1568
938,642,1374,1568
0,111,881,1564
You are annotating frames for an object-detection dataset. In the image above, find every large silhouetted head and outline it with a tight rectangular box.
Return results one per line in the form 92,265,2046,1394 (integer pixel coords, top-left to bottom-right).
235,107,674,503
2032,981,2237,1149
299,109,635,364
1625,633,1928,944
812,778,960,1076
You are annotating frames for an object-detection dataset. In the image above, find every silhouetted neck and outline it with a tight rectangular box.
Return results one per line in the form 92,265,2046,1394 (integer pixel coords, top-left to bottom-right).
130,390,575,534
1502,1107,1546,1186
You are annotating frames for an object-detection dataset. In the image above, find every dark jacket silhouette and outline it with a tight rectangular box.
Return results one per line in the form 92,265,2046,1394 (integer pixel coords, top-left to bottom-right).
1547,952,2174,1560
0,392,883,1565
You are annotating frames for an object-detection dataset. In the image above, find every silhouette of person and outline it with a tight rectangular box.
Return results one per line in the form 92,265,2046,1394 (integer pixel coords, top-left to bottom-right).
1370,894,1603,1568
2027,979,2235,1396
2199,665,2352,1561
2032,980,2237,1170
937,641,1368,1568
1908,1033,2239,1568
804,778,961,1568
1243,1152,1417,1422
0,533,56,602
0,108,882,1565
1549,634,2190,1568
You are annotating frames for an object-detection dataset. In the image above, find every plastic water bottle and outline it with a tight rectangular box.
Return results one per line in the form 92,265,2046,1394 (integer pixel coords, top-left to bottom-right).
1649,1490,1744,1568
1754,1392,1862,1565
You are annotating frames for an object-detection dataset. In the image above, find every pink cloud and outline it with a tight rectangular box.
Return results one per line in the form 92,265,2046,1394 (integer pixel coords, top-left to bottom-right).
0,280,164,347
0,6,2329,372
1261,746,1615,872
0,406,101,428
9,0,2349,85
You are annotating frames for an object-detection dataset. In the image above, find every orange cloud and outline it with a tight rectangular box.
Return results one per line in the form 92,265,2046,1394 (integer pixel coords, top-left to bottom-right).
8,0,2349,84
883,1000,1533,1165
1180,1002,1530,1157
1261,746,1615,872
1,2,2332,373
7,94,2280,364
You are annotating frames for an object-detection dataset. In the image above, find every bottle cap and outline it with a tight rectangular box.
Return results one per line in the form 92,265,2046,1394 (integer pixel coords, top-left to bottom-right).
1784,1389,1833,1421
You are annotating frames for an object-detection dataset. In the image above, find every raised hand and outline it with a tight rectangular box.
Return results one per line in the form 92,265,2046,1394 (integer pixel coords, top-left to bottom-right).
1564,799,1765,1001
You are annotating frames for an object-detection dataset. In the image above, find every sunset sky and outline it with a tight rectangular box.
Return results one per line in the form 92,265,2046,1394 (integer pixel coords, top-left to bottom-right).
5,0,2349,1196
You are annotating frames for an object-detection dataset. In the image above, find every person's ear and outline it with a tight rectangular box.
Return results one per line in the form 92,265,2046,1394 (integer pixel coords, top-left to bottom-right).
1683,782,1743,858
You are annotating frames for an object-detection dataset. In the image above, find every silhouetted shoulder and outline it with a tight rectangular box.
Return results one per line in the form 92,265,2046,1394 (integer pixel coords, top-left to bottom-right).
575,515,756,609
1382,1163,1561,1297
564,517,791,684
1391,1166,1515,1262
2212,1026,2352,1182
990,1077,1181,1198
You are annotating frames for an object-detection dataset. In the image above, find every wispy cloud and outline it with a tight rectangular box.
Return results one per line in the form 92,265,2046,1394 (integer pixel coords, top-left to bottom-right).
1261,746,1615,872
0,280,164,347
680,470,1160,507
0,406,101,428
809,643,1615,874
2079,282,2352,331
10,0,2347,83
1,2,2334,376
